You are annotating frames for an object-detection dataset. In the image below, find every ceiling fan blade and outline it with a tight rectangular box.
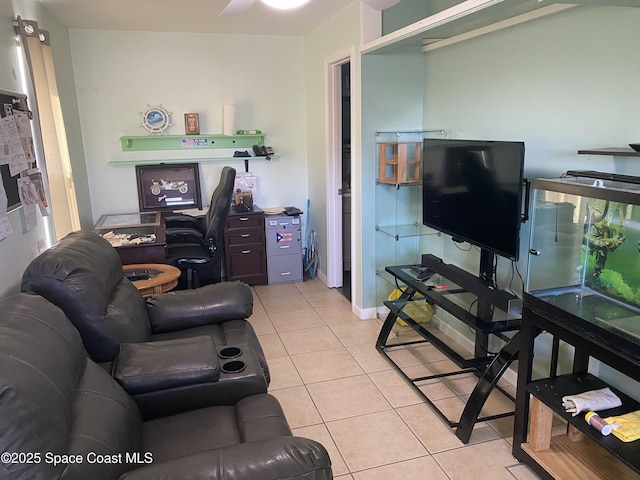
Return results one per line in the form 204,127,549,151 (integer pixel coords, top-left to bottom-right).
220,0,257,16
360,0,402,10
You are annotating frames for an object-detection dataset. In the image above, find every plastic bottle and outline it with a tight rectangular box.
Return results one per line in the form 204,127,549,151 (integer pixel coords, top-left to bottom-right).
585,411,613,436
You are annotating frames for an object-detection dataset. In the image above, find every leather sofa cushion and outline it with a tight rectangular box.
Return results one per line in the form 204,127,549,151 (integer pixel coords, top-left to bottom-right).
21,231,152,362
142,393,291,462
0,293,142,480
114,336,220,394
0,293,332,480
63,360,142,480
0,294,86,479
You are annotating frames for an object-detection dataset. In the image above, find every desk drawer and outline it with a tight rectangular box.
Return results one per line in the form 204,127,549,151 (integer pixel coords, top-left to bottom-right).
226,230,265,248
227,215,263,231
227,247,267,284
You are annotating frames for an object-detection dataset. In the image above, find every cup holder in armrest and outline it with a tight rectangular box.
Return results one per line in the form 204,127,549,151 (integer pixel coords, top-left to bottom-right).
221,360,246,374
219,346,243,359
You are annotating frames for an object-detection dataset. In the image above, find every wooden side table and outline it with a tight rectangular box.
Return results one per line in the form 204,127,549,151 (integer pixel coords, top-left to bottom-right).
122,263,181,297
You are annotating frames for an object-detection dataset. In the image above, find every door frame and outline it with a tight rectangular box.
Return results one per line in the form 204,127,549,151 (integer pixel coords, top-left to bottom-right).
324,48,353,289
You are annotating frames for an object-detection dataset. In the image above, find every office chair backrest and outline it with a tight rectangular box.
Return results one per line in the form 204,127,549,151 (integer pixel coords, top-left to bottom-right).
203,166,236,251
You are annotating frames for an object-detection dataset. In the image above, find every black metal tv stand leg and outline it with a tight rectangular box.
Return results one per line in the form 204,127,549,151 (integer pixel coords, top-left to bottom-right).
455,331,520,443
375,286,417,350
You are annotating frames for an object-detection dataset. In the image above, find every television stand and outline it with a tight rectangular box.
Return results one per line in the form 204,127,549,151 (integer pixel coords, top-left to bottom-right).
376,254,522,443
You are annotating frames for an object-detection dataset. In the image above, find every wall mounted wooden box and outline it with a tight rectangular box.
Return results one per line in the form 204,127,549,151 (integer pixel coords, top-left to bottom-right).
378,142,422,185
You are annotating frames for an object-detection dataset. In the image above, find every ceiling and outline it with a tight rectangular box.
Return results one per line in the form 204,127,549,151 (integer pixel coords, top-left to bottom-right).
37,0,357,36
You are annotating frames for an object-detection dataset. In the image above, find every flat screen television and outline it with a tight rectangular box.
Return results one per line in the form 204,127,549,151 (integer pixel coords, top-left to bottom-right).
422,139,525,261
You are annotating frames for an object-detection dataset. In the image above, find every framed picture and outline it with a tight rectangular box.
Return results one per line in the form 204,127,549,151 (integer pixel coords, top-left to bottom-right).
135,163,203,212
184,113,200,135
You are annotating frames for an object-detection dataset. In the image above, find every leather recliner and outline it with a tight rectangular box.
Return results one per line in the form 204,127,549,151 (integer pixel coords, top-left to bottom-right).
20,231,270,385
0,293,332,480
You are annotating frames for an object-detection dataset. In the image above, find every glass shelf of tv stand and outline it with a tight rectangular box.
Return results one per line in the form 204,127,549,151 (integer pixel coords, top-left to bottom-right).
375,223,440,240
375,226,443,315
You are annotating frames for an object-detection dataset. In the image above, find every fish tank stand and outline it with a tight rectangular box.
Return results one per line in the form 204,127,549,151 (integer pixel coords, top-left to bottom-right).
513,171,640,479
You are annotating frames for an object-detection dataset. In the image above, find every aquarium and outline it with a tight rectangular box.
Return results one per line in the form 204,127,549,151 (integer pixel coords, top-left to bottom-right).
526,173,640,348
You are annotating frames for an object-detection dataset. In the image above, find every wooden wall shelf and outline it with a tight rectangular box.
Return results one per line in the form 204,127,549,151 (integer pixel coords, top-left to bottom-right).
110,133,278,165
107,155,279,166
577,147,640,157
120,134,265,152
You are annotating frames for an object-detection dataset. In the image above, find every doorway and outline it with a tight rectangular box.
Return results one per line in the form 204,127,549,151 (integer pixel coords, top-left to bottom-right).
338,62,351,301
325,49,353,297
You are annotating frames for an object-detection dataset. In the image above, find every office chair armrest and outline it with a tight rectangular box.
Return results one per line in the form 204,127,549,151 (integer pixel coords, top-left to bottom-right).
165,213,205,232
165,227,206,245
145,281,253,333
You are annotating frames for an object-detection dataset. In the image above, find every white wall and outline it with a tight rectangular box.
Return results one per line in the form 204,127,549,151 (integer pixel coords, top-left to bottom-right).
69,29,308,218
360,52,426,310
303,1,361,287
0,0,84,297
423,5,640,286
420,5,640,395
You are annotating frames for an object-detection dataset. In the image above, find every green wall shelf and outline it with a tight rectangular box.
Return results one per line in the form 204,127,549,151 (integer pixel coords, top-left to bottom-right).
108,155,279,166
120,134,265,152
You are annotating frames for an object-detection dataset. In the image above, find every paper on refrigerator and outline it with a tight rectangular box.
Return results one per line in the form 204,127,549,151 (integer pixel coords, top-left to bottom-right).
0,178,13,240
0,115,29,176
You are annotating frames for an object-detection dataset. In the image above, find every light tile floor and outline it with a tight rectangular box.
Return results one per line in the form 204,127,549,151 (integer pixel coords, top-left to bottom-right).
249,278,541,480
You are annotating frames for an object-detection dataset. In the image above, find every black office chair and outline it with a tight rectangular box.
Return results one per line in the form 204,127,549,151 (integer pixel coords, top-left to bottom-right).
165,166,236,288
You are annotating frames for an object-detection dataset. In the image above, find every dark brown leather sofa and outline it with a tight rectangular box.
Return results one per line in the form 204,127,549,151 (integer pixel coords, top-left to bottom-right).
20,231,276,418
0,293,332,480
21,231,269,381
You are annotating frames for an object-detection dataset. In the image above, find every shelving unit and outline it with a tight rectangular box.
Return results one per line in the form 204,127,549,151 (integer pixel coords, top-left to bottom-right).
577,147,640,157
363,0,640,56
374,130,446,312
110,133,278,165
120,134,265,152
513,298,640,480
514,173,640,479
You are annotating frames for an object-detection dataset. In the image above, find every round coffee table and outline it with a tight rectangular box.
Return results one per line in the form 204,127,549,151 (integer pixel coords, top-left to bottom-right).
122,263,181,297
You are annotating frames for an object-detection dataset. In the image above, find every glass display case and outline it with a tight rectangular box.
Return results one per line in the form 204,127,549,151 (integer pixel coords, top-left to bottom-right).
526,173,640,352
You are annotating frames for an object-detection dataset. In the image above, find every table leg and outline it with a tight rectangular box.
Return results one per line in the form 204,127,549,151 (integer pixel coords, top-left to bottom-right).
375,287,417,351
455,331,520,443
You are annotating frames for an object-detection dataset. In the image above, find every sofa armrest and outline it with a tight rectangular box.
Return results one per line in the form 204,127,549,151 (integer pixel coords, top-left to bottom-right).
118,437,332,480
113,336,220,394
145,281,253,334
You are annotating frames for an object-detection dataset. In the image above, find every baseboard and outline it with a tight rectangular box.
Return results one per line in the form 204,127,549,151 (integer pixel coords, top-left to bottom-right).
355,305,378,320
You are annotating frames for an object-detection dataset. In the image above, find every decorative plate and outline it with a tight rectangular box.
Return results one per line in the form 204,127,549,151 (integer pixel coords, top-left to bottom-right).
140,105,171,135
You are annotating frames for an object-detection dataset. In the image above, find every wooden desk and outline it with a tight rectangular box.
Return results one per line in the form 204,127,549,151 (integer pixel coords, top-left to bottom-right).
122,264,181,297
95,212,166,265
